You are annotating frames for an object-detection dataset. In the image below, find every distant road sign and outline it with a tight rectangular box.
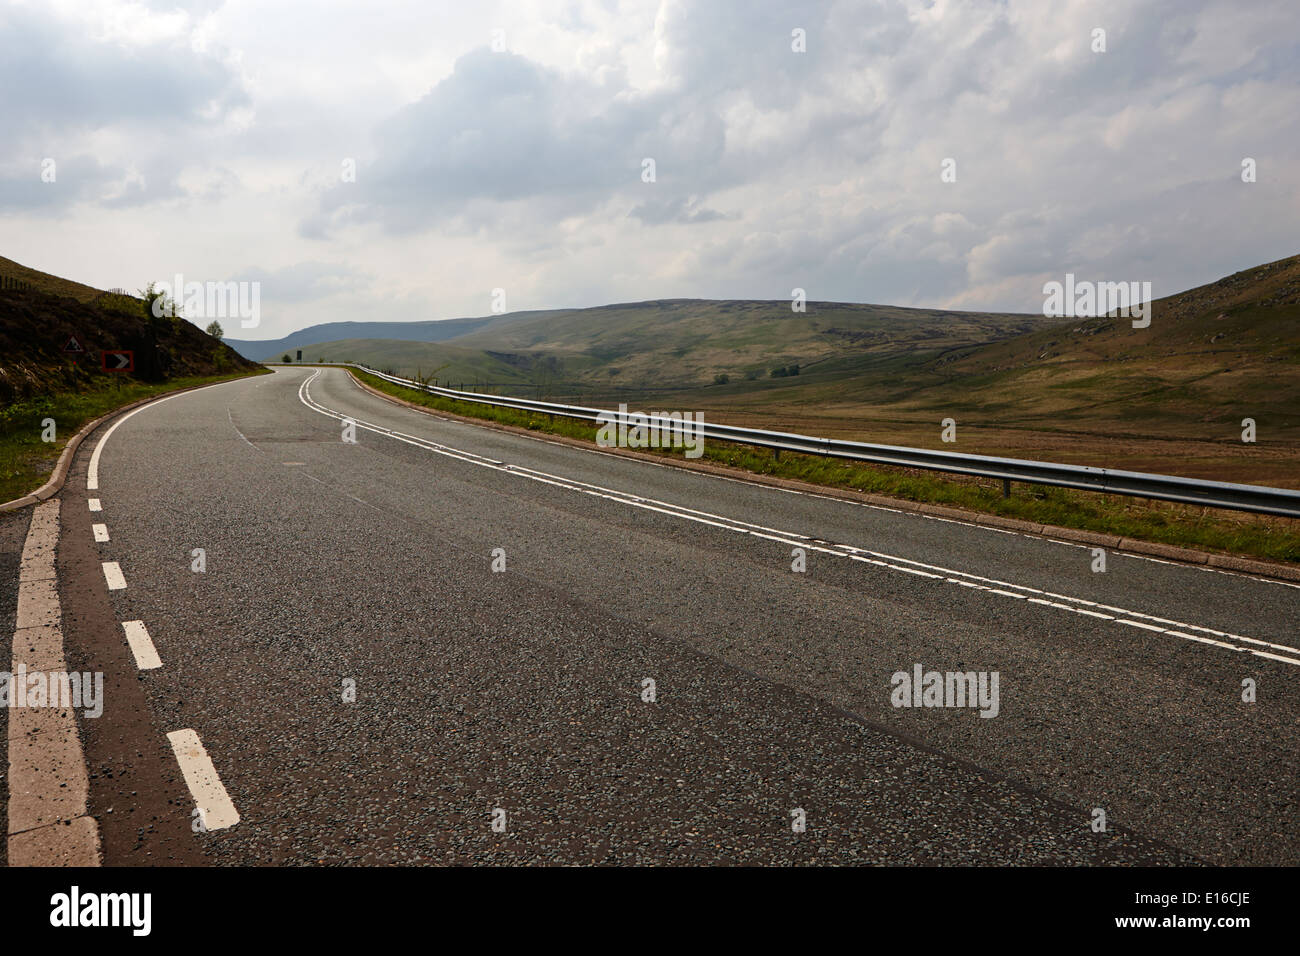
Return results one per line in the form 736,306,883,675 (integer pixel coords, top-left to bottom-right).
64,335,84,352
102,350,134,372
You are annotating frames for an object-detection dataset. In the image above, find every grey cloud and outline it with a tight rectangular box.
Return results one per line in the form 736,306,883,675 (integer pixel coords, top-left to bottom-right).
0,8,247,141
313,48,729,235
0,154,120,212
628,195,729,225
7,0,1299,321
0,4,248,210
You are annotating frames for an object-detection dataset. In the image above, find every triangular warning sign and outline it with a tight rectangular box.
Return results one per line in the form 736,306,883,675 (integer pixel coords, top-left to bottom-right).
64,335,84,352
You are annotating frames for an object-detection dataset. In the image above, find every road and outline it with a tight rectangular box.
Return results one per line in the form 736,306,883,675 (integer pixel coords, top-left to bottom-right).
14,365,1300,865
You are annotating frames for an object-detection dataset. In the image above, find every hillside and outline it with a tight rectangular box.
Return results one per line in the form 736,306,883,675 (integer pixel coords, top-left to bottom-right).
900,253,1300,434
0,258,259,401
300,298,1056,390
225,315,511,361
0,254,106,302
451,299,1059,387
303,338,540,388
638,254,1300,485
307,255,1299,486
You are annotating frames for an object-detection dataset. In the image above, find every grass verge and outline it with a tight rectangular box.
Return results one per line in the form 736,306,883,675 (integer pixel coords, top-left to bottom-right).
349,368,1300,565
0,369,268,504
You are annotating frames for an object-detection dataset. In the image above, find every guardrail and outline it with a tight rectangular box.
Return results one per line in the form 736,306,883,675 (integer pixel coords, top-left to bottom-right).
341,364,1300,519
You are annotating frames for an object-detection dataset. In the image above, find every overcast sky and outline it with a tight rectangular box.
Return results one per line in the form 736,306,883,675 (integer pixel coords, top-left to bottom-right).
3,0,1297,340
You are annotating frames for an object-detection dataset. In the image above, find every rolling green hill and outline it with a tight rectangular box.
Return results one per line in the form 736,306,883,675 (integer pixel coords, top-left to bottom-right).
447,298,1053,388
902,253,1300,435
301,339,542,389
315,254,1299,485
622,254,1300,485
313,298,1058,391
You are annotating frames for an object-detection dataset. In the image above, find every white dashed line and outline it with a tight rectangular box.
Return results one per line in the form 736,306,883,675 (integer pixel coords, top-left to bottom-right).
88,499,102,512
121,620,162,670
101,562,126,590
166,729,240,831
92,523,109,543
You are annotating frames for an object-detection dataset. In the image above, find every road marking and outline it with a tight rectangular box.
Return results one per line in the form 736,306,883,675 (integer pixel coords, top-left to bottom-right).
88,498,102,512
121,620,162,670
102,561,126,590
165,729,240,831
346,368,1300,591
88,380,248,491
301,370,1300,668
7,499,102,865
92,523,109,542
227,407,256,448
1119,619,1169,633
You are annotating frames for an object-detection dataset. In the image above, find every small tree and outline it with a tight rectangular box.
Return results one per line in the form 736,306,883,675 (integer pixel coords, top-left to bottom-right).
205,320,224,340
139,281,183,333
282,353,292,363
140,282,179,321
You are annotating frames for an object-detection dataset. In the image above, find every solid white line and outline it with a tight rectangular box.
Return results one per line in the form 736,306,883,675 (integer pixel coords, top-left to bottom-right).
92,523,109,542
301,370,1300,668
165,729,240,831
121,620,162,670
88,498,102,512
87,379,249,491
1118,619,1167,633
102,561,126,590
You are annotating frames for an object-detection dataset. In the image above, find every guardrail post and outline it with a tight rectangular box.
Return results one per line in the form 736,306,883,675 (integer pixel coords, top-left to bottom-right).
1002,478,1011,498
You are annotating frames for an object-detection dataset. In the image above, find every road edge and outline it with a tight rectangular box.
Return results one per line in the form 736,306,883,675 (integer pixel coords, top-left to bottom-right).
4,372,262,865
343,368,1300,585
0,373,266,514
6,499,101,866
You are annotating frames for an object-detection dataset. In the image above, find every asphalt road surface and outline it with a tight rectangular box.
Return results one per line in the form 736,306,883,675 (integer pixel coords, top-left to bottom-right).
33,366,1300,865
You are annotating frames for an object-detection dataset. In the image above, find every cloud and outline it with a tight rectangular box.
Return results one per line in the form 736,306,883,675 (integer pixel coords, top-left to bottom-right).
5,0,1299,336
311,47,728,236
0,1,248,212
238,261,371,305
628,195,729,225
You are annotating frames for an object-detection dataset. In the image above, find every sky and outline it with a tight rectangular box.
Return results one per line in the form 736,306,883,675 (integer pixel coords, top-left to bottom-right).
2,0,1297,340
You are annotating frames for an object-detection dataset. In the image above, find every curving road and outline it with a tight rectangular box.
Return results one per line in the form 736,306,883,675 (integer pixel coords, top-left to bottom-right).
40,366,1300,864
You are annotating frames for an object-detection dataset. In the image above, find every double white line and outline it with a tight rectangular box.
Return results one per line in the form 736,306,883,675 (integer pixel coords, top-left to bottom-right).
300,370,1300,667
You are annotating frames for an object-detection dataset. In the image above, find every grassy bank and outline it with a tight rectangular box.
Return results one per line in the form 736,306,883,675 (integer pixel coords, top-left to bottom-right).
349,367,1300,565
0,369,267,504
